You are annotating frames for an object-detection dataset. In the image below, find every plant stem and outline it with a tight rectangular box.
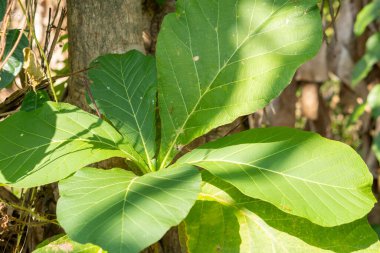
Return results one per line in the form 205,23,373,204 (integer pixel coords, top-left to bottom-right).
17,0,58,102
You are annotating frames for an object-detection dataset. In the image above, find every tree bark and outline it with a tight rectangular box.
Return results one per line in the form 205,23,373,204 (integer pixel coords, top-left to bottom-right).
66,0,144,108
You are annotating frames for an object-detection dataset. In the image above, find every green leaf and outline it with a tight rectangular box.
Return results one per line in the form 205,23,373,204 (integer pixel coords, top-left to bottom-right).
0,102,141,187
20,90,50,112
181,172,380,253
89,50,157,170
182,201,241,252
354,0,380,36
35,234,66,249
372,225,380,239
355,242,380,253
367,84,380,118
175,127,375,226
0,29,29,88
156,0,323,168
57,166,201,253
346,102,367,127
352,33,380,86
33,235,106,253
0,0,6,22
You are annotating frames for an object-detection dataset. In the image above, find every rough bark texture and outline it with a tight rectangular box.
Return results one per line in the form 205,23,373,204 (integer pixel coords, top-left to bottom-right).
66,0,145,108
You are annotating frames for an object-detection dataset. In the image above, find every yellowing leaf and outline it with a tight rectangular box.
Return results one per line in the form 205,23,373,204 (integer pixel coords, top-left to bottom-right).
23,47,45,90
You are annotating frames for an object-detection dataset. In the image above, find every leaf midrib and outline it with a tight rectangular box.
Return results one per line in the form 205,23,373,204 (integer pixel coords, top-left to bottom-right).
159,0,291,168
0,138,120,163
118,56,154,171
191,159,358,190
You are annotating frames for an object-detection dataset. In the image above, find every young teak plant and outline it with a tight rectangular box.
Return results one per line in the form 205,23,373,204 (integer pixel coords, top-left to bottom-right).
0,0,379,252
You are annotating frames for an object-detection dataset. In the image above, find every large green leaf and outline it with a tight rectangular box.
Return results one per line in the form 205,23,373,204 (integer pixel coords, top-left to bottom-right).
33,235,106,253
89,50,157,170
175,127,375,226
181,172,380,253
57,166,201,253
352,33,380,86
0,29,29,88
354,0,380,36
156,0,322,168
0,102,141,187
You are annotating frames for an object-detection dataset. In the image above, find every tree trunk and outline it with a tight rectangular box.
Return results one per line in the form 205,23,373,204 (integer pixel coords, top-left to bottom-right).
66,0,144,108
